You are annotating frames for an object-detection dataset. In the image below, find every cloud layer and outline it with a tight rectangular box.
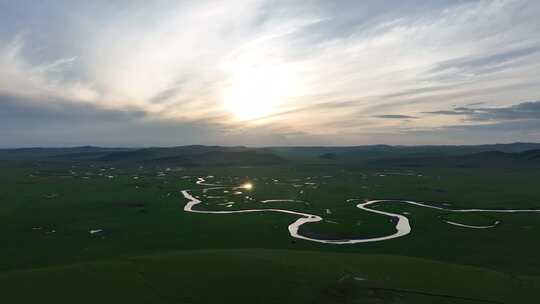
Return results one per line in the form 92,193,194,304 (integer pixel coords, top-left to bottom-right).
1,0,540,146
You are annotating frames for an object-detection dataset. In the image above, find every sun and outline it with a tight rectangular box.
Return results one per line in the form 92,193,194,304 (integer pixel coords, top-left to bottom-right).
222,63,296,120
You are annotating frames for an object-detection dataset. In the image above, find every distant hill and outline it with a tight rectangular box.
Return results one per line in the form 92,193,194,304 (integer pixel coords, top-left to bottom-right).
268,142,540,160
0,146,131,160
319,153,338,160
519,149,540,160
1,143,540,166
0,145,285,166
369,149,540,168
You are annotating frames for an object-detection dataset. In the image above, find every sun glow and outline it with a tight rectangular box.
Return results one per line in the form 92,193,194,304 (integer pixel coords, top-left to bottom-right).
222,63,298,121
240,182,253,190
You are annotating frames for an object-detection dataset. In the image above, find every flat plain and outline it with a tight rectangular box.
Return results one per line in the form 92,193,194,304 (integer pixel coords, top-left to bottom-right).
1,145,540,303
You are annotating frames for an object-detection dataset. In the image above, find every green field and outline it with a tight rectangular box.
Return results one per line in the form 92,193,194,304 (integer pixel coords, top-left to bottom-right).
1,148,540,303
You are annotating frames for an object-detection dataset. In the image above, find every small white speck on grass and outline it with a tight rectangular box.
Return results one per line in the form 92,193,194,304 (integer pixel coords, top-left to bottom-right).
89,229,103,235
354,277,366,281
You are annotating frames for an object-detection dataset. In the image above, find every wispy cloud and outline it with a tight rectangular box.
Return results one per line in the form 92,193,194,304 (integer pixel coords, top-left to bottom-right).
0,34,98,104
374,115,417,119
1,0,540,146
425,101,540,121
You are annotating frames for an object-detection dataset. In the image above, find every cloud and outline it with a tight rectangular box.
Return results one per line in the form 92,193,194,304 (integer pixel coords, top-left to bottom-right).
0,94,145,126
399,119,540,145
0,34,99,104
374,114,417,119
427,44,540,78
0,93,320,147
424,100,540,121
1,0,540,145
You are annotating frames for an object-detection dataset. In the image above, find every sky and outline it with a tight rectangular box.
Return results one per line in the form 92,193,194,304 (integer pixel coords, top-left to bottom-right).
1,0,540,147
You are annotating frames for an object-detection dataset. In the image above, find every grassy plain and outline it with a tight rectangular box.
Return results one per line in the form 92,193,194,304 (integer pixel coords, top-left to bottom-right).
1,158,539,303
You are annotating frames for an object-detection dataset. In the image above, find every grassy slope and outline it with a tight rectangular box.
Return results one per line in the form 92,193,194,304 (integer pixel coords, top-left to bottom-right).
1,249,538,304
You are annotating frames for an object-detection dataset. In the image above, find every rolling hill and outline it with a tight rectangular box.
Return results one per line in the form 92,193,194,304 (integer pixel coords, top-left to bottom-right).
1,143,540,167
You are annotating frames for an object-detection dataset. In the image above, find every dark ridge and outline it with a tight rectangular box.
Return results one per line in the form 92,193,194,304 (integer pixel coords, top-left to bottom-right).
369,148,540,167
319,153,338,160
1,143,540,166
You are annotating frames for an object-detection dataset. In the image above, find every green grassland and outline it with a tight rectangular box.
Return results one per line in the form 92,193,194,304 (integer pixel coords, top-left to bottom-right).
2,249,537,304
1,150,540,303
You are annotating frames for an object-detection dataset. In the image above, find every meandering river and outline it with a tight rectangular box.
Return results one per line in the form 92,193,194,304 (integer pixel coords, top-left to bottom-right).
181,177,540,244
